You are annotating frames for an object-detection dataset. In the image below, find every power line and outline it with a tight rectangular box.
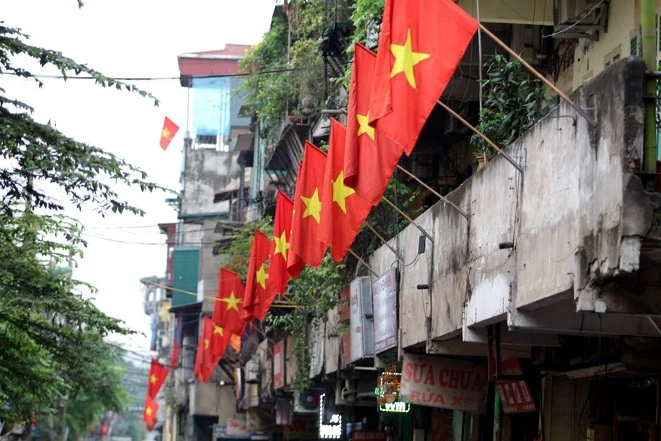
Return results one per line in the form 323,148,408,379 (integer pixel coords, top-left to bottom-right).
1,66,323,82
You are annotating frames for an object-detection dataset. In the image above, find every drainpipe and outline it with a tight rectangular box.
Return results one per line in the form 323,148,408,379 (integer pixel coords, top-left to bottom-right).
642,0,658,190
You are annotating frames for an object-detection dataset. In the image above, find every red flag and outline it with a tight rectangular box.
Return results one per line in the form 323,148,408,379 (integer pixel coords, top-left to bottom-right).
345,43,403,206
230,334,242,353
261,191,293,319
287,143,328,277
212,268,246,336
147,358,168,400
369,0,478,155
243,229,272,322
170,313,182,369
160,116,179,150
319,119,373,262
143,395,159,432
194,317,221,383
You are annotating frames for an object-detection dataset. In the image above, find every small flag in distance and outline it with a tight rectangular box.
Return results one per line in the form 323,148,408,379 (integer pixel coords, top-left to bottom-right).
160,116,179,150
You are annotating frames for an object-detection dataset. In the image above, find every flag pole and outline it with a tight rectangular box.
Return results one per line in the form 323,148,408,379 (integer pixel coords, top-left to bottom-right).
396,165,469,219
348,249,379,276
382,196,434,243
436,100,524,175
364,221,405,261
478,23,595,126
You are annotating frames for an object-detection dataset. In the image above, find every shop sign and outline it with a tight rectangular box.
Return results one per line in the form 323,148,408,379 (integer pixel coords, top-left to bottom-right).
400,354,488,413
372,269,397,353
226,418,249,437
353,431,387,441
379,401,410,413
284,415,316,440
214,425,249,440
350,277,374,361
497,380,536,414
273,340,284,390
318,394,341,439
431,410,453,441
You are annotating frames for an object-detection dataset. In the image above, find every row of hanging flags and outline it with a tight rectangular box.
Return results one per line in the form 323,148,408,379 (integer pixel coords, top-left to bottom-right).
142,359,168,431
186,0,480,382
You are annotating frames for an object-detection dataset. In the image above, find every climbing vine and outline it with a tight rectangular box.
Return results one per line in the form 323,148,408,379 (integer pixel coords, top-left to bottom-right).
472,53,551,158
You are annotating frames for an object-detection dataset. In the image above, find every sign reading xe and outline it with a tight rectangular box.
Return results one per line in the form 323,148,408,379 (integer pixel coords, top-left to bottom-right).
400,354,488,413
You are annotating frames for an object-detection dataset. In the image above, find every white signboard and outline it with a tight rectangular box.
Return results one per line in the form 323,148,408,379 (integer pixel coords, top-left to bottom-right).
372,269,398,353
349,277,373,361
400,354,488,413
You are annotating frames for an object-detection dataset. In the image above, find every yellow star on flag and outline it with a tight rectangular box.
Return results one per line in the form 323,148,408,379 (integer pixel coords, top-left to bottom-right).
255,263,269,289
390,28,430,88
162,128,171,139
273,231,290,261
204,338,209,349
145,407,153,416
213,325,224,336
149,374,157,384
221,291,242,312
332,171,355,214
301,188,322,223
356,111,375,141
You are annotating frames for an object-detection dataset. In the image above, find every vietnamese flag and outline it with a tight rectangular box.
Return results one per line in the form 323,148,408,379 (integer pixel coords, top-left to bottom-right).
262,191,293,317
212,268,246,336
194,317,221,383
368,0,478,155
147,358,168,400
287,143,328,278
319,119,373,262
160,116,179,150
143,395,159,431
243,229,272,322
345,43,403,206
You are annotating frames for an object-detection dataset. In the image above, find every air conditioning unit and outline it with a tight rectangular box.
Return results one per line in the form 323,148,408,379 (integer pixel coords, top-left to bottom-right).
294,389,320,414
245,359,260,383
555,0,588,25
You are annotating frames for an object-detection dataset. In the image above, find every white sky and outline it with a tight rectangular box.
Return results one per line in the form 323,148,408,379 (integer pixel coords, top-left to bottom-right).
3,0,274,358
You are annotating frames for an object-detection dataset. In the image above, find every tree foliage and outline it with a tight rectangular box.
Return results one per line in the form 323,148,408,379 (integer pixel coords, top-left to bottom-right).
238,13,297,140
472,53,550,158
0,11,161,427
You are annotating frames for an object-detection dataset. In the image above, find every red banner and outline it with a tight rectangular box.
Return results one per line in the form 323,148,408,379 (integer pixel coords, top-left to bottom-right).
497,380,536,414
273,340,284,390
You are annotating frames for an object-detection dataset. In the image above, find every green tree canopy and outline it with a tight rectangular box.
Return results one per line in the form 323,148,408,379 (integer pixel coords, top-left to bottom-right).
0,11,162,427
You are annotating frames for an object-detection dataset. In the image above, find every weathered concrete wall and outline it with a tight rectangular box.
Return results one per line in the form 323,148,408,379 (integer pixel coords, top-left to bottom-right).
367,58,660,348
200,220,223,313
181,147,242,217
368,211,432,349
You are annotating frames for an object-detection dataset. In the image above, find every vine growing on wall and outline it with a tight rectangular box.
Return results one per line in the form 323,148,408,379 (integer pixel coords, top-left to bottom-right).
472,53,551,158
238,13,296,140
266,255,345,391
219,219,346,392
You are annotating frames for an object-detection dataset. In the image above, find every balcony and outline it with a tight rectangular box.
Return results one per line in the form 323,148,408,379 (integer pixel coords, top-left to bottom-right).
366,58,661,352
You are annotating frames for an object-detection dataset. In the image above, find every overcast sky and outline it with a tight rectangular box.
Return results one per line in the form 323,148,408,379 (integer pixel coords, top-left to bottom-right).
4,0,274,359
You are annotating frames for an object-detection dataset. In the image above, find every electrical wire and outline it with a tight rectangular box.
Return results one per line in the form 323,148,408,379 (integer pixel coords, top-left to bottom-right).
0,66,324,82
543,0,607,39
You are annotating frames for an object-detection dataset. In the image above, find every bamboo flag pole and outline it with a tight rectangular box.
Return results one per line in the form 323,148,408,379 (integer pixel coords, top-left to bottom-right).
364,221,405,261
382,196,434,243
437,100,524,175
478,24,595,126
348,248,379,276
396,165,469,219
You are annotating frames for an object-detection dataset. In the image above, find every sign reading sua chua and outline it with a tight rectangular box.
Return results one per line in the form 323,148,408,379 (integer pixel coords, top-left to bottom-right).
400,354,488,413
